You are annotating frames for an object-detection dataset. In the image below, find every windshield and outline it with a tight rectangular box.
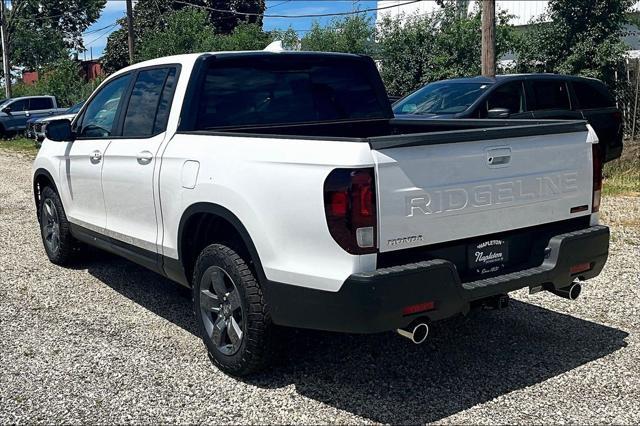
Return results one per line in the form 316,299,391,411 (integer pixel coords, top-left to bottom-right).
393,82,492,115
67,101,84,114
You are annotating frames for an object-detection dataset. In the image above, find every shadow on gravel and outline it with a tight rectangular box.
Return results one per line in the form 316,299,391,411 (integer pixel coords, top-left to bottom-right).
82,252,198,334
85,255,628,424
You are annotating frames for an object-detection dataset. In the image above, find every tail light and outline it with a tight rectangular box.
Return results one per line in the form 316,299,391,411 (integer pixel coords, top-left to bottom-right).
592,144,602,213
324,168,377,254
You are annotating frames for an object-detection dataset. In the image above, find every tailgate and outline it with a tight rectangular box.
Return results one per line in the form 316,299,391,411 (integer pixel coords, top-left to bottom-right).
372,123,597,253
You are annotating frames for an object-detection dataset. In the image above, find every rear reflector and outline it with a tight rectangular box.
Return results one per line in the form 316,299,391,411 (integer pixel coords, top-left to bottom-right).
402,301,435,316
570,205,589,214
592,144,603,213
570,262,591,275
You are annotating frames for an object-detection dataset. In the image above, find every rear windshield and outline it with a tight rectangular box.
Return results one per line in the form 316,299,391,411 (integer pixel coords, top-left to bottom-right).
194,55,388,129
393,82,492,115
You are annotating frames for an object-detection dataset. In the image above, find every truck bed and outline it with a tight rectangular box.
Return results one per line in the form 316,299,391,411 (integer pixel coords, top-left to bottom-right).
186,117,588,145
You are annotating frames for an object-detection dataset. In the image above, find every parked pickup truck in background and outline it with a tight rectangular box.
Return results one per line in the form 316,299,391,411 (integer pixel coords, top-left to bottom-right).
33,51,609,376
0,96,66,137
26,101,85,146
393,74,624,163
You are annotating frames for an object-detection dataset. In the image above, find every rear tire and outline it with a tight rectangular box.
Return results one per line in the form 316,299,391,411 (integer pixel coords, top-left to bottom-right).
39,186,80,265
192,243,276,376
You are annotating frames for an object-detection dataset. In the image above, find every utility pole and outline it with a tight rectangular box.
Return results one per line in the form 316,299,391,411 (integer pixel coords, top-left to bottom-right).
481,0,496,77
0,0,11,98
126,0,135,65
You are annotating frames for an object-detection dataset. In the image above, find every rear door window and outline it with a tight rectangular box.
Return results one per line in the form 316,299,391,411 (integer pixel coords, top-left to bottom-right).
484,81,525,115
195,56,388,129
29,97,54,110
122,67,177,137
572,81,615,109
529,80,571,110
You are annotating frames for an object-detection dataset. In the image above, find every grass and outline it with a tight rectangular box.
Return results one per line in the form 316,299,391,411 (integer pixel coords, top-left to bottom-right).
603,142,640,197
0,137,38,155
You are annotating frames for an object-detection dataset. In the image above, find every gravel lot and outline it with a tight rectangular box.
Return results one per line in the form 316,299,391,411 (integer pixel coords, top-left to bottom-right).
1,149,639,424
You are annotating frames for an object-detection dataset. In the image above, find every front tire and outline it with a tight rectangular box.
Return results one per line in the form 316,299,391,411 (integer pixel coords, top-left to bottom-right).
39,186,79,265
193,244,276,376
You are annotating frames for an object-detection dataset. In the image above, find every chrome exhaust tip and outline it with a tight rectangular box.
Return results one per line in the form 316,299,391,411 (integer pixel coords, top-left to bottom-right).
397,321,429,344
550,282,582,300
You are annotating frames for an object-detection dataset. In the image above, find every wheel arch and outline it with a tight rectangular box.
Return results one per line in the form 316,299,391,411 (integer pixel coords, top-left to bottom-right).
176,202,268,287
33,168,59,222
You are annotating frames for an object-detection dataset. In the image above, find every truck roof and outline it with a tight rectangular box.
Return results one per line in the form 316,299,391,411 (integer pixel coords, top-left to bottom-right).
111,50,367,78
430,73,605,85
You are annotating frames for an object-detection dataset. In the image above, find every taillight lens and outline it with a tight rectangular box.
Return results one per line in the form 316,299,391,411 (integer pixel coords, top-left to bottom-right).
324,168,377,254
592,144,602,213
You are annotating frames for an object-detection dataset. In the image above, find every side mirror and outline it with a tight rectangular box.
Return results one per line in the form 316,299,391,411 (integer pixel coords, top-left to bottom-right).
487,107,510,119
44,119,75,142
1,106,11,114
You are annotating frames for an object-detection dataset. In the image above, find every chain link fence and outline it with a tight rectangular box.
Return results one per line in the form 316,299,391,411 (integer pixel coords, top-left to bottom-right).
616,57,640,142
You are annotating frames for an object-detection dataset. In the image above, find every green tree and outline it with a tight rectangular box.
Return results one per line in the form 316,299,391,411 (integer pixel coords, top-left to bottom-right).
3,0,104,70
137,8,273,62
515,0,634,86
217,23,272,51
137,8,218,60
208,0,265,34
102,0,266,73
300,15,375,54
377,4,515,96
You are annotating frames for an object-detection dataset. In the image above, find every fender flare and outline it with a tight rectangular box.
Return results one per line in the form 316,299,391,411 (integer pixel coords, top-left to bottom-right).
176,202,268,284
33,168,60,218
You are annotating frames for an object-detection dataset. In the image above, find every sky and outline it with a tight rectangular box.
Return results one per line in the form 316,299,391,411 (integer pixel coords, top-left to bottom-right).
81,0,379,60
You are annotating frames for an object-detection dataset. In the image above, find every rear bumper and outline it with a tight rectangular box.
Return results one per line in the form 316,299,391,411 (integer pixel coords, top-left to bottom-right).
267,225,609,333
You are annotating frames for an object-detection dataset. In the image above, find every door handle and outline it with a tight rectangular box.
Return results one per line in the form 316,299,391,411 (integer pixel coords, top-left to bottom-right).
90,150,102,164
486,147,511,167
137,151,153,165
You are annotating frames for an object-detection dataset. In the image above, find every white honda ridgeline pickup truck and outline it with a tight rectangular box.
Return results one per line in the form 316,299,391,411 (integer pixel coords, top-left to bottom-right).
33,51,609,376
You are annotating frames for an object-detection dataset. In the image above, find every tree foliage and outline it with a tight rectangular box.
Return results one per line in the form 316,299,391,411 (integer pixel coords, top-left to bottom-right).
137,8,271,62
102,0,265,73
3,0,105,70
515,0,634,86
300,15,375,54
13,59,103,106
208,0,265,34
377,4,514,96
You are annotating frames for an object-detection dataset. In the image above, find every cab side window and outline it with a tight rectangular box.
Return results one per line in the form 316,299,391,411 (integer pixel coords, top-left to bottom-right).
78,74,132,138
7,99,28,112
483,81,525,116
529,80,570,111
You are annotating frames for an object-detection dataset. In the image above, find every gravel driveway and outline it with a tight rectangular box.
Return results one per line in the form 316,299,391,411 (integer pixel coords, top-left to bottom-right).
1,149,639,424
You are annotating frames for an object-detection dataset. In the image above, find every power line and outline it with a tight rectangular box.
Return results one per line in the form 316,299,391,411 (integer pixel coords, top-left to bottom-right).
83,22,120,35
84,22,118,46
266,0,293,10
173,0,420,18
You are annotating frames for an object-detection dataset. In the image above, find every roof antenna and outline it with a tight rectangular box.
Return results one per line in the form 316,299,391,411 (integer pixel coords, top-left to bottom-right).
264,40,285,52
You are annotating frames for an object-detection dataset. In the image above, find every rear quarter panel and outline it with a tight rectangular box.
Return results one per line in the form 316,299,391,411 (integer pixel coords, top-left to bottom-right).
159,134,377,292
